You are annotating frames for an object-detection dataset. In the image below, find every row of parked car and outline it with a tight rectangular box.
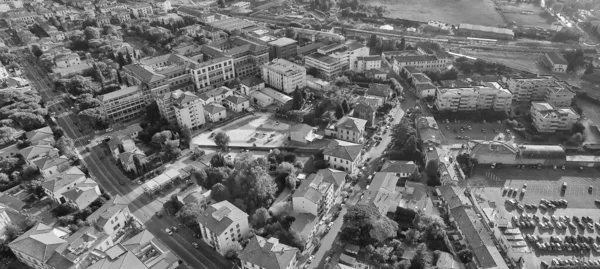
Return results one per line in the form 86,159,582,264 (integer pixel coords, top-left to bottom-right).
548,258,600,267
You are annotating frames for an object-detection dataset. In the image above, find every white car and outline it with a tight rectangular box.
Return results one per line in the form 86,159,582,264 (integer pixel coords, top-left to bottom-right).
165,228,173,235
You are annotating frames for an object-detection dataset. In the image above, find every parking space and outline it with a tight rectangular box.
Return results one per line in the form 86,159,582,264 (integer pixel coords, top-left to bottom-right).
437,119,518,144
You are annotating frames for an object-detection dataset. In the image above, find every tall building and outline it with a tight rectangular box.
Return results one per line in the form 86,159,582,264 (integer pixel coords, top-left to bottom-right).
292,172,335,216
530,102,580,133
305,53,343,80
434,82,513,112
506,76,575,107
189,56,236,92
262,59,306,94
197,201,250,255
121,53,195,97
157,90,206,130
98,85,149,123
268,37,298,60
204,37,268,79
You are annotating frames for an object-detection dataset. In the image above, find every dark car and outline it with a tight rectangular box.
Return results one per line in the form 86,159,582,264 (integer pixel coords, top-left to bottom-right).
118,180,125,185
155,211,163,218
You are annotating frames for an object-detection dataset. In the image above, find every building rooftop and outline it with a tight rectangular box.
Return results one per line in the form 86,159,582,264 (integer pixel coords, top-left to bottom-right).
358,172,400,214
8,223,69,264
458,23,514,36
323,140,362,161
380,160,418,174
98,86,141,102
204,103,226,115
306,52,339,65
268,37,297,47
335,116,367,133
197,200,248,235
297,42,324,55
545,52,568,65
263,58,305,75
239,236,298,269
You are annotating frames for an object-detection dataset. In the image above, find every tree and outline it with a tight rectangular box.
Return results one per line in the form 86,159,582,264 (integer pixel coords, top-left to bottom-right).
285,27,296,38
458,249,474,264
9,112,45,131
213,131,230,151
368,34,377,48
76,94,102,110
175,201,203,226
56,136,77,158
369,216,399,242
399,37,406,50
425,160,440,186
335,104,344,119
78,107,107,129
225,241,243,259
163,139,181,160
473,59,486,73
286,173,297,190
212,183,230,202
585,63,595,75
251,207,271,228
84,26,101,40
306,67,319,77
292,87,305,110
0,126,16,143
152,130,172,146
414,211,447,241
192,168,208,186
410,243,430,269
211,154,226,168
341,99,350,114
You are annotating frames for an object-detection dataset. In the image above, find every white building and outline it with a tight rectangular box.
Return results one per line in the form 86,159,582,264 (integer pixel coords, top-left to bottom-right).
305,53,343,80
351,55,382,73
428,20,451,30
239,236,299,269
190,56,236,92
204,103,227,122
530,102,580,133
434,82,513,112
224,95,250,112
323,140,362,173
260,87,293,106
249,91,274,107
261,59,306,94
157,90,206,130
198,201,250,255
333,116,367,143
292,172,335,216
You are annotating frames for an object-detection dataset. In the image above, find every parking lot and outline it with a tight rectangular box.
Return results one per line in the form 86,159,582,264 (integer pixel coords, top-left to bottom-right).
472,165,600,264
437,119,520,144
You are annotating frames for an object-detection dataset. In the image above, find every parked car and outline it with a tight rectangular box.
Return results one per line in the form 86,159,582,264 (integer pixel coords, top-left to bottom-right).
165,228,173,235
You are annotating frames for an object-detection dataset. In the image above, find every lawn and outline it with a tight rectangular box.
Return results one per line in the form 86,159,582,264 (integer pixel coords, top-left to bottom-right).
191,113,291,148
499,2,550,28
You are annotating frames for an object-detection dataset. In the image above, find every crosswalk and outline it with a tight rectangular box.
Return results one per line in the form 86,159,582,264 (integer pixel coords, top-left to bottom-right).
486,172,503,182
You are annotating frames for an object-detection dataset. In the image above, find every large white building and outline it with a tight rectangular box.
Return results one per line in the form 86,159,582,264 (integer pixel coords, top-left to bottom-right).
261,59,306,94
292,172,335,216
506,76,575,107
197,201,250,255
98,85,149,123
434,82,513,112
323,140,362,173
530,102,580,133
351,55,382,73
305,53,344,80
157,90,206,130
317,41,370,69
189,56,236,92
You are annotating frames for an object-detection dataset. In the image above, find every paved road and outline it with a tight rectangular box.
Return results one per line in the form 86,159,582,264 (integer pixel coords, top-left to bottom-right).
83,145,233,269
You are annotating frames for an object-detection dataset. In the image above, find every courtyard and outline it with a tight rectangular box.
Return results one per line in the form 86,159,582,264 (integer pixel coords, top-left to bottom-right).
471,165,600,264
191,113,292,148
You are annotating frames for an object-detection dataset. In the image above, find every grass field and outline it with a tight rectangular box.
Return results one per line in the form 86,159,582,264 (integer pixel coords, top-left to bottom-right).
499,2,549,28
366,0,505,26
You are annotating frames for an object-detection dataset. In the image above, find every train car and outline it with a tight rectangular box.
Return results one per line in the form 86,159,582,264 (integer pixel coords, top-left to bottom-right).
466,37,498,46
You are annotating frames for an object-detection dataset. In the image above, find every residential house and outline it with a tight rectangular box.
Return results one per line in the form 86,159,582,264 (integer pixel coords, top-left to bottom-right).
323,140,362,173
121,123,142,139
8,223,69,269
239,236,299,269
541,52,568,73
396,181,431,221
416,82,438,99
333,116,367,143
62,178,101,210
380,160,419,178
358,172,401,216
353,97,379,128
41,166,88,204
204,103,227,122
175,184,212,209
25,126,56,146
87,195,131,237
530,102,580,133
289,123,316,143
292,172,335,216
250,91,275,107
197,86,233,105
224,95,250,112
197,200,250,255
240,76,265,93
0,205,26,240
118,150,147,175
33,155,70,178
19,144,59,164
366,83,392,105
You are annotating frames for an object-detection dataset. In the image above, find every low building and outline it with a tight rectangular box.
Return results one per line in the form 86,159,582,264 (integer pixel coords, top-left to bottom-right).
204,103,227,122
26,126,56,146
198,86,233,105
289,123,317,143
224,95,250,112
197,200,250,255
415,82,438,99
530,102,580,133
323,140,362,173
358,172,401,215
353,97,379,128
380,160,418,178
306,75,332,91
392,54,452,72
33,155,70,178
260,87,293,106
19,144,59,163
62,178,101,210
239,236,299,269
41,166,87,204
541,52,568,73
8,224,68,269
262,59,306,94
249,91,274,107
468,140,566,166
456,23,515,40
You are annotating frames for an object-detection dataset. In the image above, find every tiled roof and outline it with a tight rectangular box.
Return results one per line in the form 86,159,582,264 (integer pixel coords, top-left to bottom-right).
121,230,154,251
268,37,297,47
98,85,141,102
224,95,249,105
26,126,54,142
294,173,332,203
33,155,69,170
358,172,400,214
122,64,165,83
354,97,379,112
197,200,248,235
323,140,362,161
381,161,418,174
335,116,367,133
239,236,298,269
545,52,568,65
41,166,86,192
62,178,99,209
8,223,67,263
204,103,226,114
316,168,346,190
290,123,313,135
87,195,129,228
394,55,438,63
19,144,57,160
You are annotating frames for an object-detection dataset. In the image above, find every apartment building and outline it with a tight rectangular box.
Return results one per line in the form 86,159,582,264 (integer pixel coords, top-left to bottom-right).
87,195,131,237
323,140,362,173
98,85,149,123
506,76,575,107
392,49,453,73
434,82,513,112
351,55,381,72
129,3,153,18
292,172,335,216
353,97,379,127
204,37,268,79
268,37,298,60
305,52,343,80
333,116,367,143
197,201,250,255
239,236,299,269
157,90,206,130
189,56,236,92
530,102,580,133
262,58,306,94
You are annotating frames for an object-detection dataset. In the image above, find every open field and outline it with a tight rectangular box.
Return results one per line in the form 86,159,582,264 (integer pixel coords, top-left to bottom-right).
366,0,505,26
191,113,291,148
472,166,600,263
498,2,549,28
